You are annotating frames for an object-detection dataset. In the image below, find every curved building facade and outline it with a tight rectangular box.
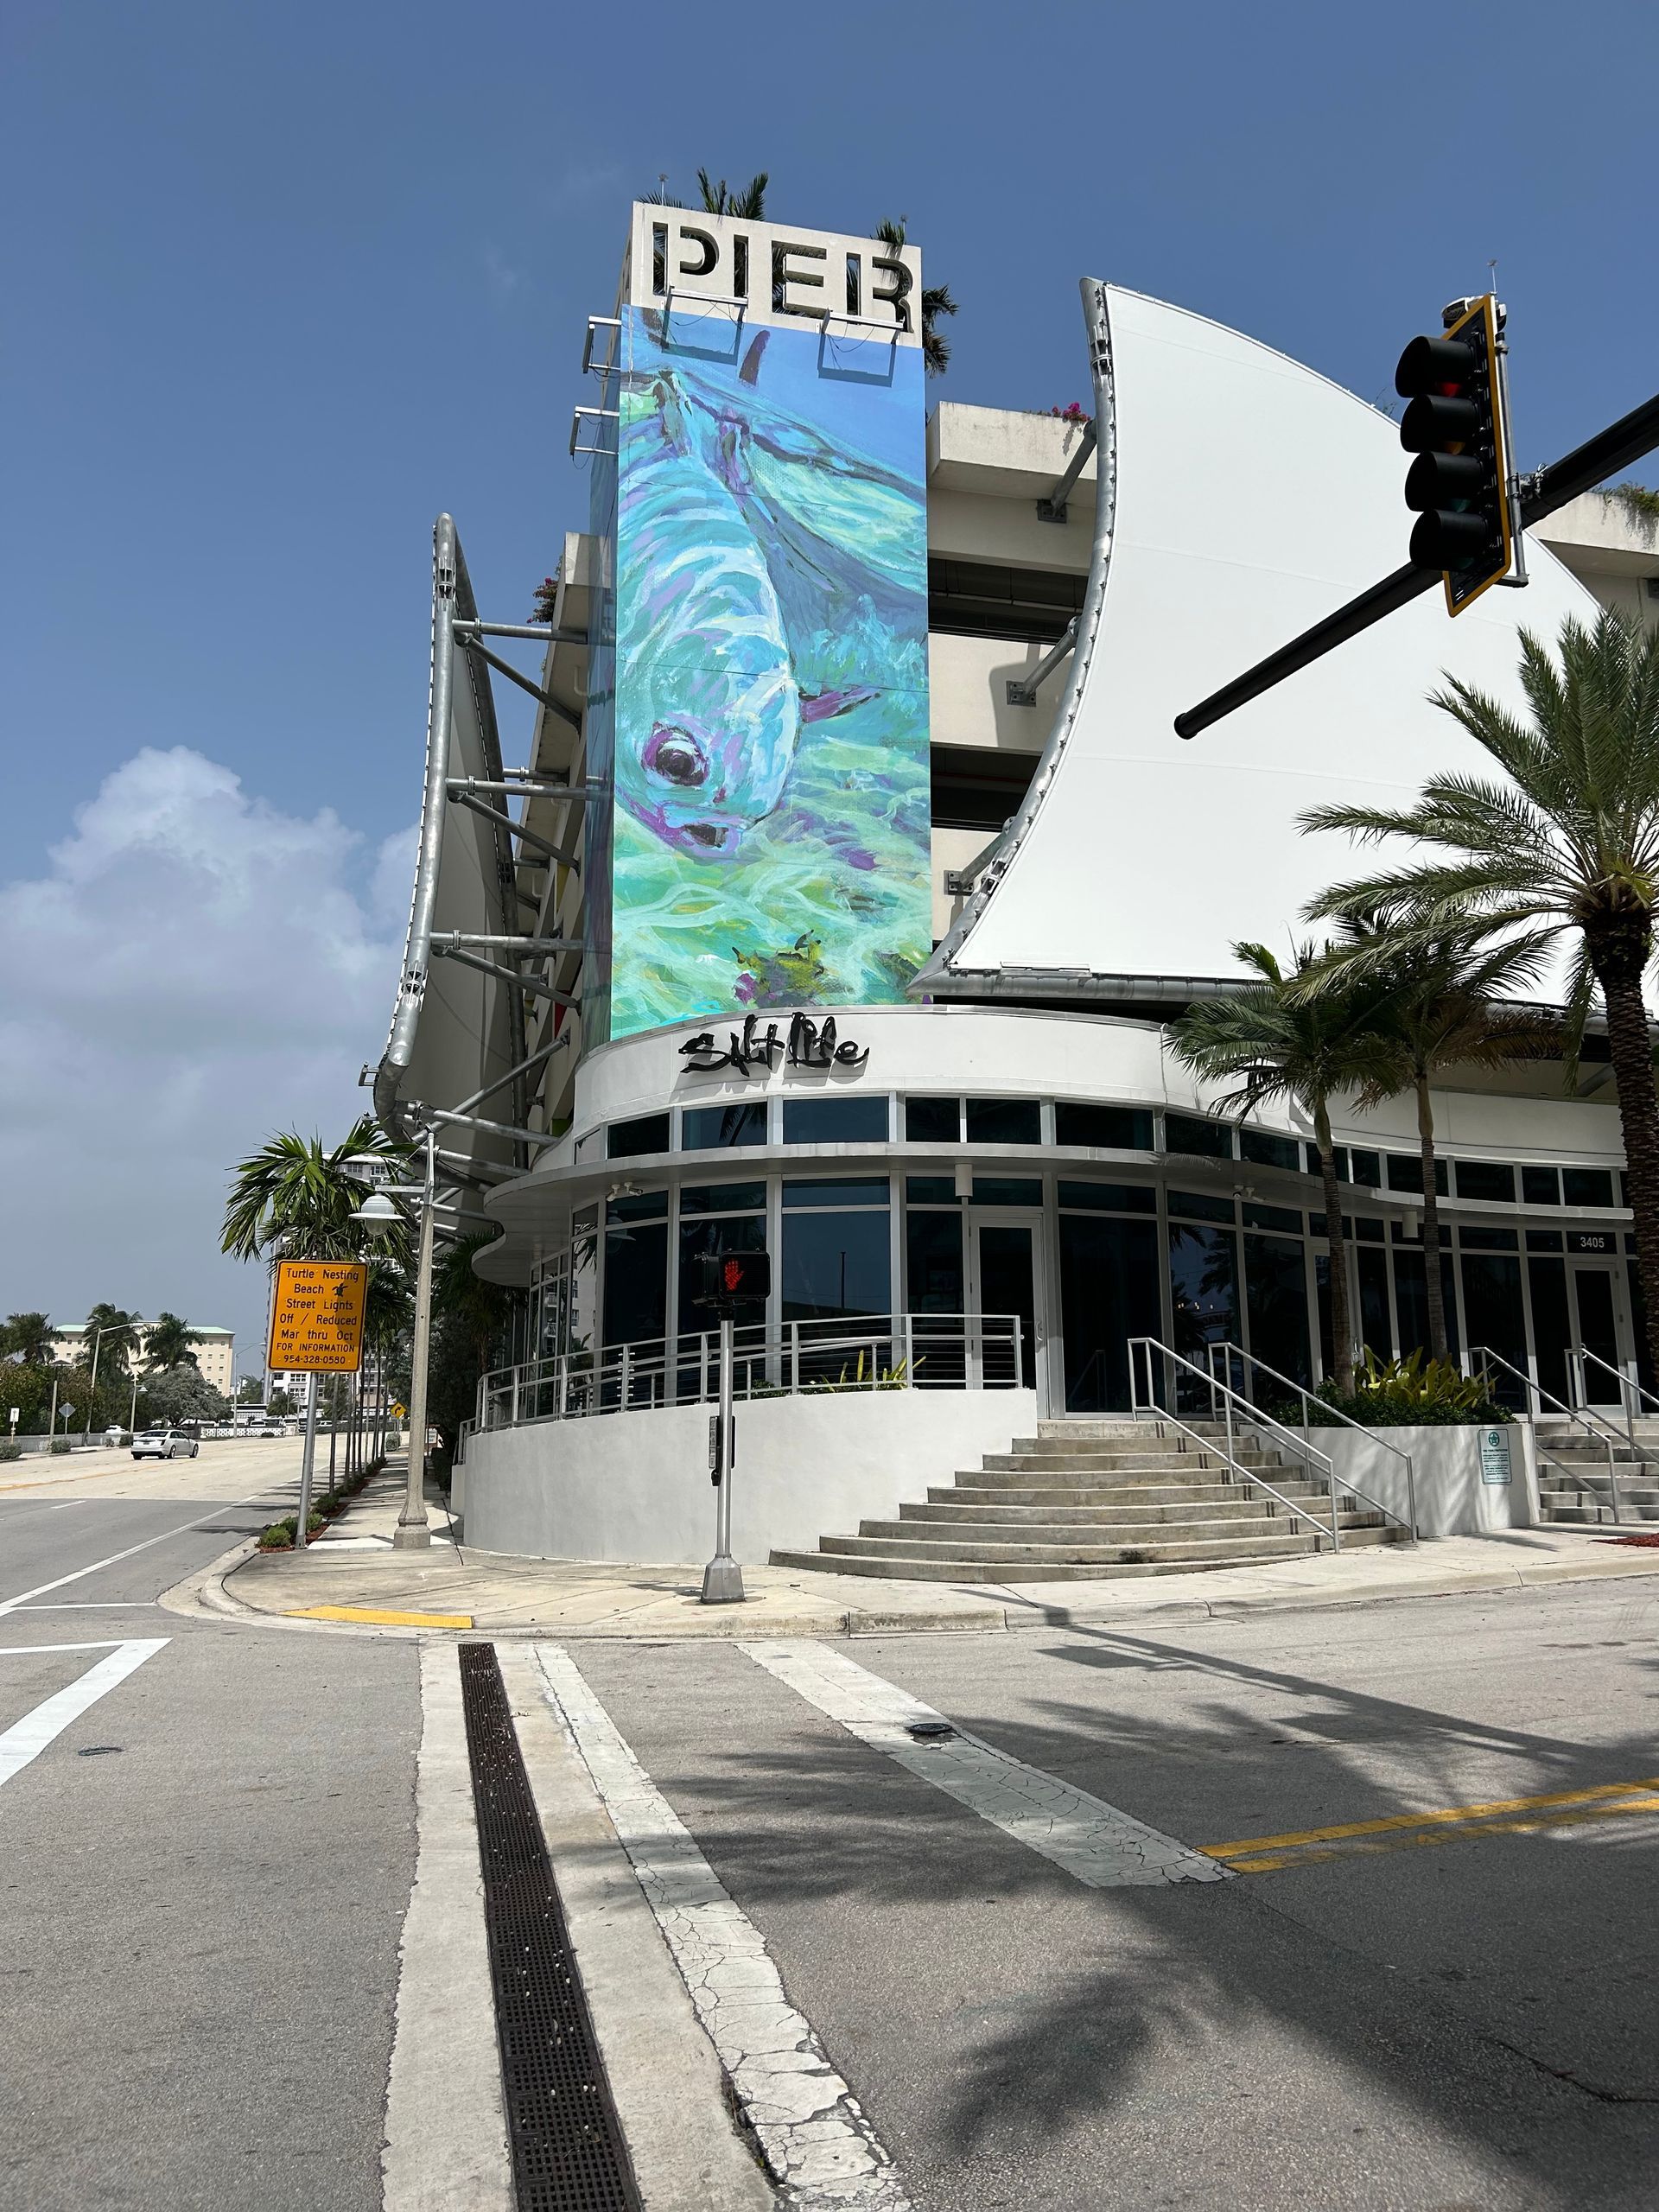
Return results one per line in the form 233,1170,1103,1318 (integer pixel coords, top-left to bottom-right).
376,205,1659,1564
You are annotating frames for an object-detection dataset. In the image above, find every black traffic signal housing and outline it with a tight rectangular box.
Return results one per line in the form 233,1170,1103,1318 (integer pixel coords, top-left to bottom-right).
1395,296,1515,614
690,1249,772,1309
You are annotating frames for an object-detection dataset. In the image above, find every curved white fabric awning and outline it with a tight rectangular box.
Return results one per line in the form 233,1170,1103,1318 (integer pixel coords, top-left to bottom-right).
923,283,1602,994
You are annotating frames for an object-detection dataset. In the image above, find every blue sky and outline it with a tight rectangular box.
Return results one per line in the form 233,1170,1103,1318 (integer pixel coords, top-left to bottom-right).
3,0,1657,1356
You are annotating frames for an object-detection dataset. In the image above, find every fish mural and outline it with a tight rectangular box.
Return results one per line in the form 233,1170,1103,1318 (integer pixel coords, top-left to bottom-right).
600,308,931,1041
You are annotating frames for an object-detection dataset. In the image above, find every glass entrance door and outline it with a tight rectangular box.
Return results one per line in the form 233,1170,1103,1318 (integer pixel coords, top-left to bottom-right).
968,1212,1046,1395
1567,1262,1630,1404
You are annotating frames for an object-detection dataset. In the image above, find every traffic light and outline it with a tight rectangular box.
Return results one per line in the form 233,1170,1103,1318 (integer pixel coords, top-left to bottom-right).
690,1249,772,1308
1395,296,1516,614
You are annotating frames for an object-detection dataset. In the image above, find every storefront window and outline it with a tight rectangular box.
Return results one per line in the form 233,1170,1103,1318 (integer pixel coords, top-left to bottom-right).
1060,1212,1160,1410
906,1205,966,1386
1168,1222,1240,1378
905,1096,961,1142
607,1112,671,1160
965,1097,1041,1145
1166,1112,1234,1160
1459,1253,1527,1405
1393,1249,1459,1363
677,1198,766,1396
1357,1247,1392,1359
1563,1167,1616,1209
1244,1233,1311,1386
782,1095,888,1144
782,1179,891,1327
1528,1256,1570,1405
601,1192,667,1348
683,1101,767,1150
1054,1103,1154,1150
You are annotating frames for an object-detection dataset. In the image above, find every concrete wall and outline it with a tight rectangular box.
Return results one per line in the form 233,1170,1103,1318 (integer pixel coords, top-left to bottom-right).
1304,1421,1539,1538
456,1387,1039,1566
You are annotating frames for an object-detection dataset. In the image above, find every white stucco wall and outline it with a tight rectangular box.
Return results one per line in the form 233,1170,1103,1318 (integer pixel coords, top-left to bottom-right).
1309,1421,1538,1538
456,1386,1038,1565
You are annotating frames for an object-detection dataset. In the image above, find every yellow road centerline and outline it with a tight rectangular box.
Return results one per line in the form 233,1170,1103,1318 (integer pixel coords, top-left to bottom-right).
1203,1774,1659,1859
1225,1794,1659,1872
287,1605,474,1630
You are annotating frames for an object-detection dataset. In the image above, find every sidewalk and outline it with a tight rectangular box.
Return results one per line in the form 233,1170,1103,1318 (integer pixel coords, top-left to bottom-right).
165,1461,1659,1639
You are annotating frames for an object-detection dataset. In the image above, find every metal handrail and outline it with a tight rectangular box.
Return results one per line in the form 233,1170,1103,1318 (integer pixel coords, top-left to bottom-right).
477,1312,1025,1430
1128,1337,1344,1549
1207,1342,1417,1542
1572,1345,1659,1449
1465,1344,1624,1527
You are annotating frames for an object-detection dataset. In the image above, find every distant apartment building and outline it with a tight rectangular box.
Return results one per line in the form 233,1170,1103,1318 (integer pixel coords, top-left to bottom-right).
51,1322,235,1398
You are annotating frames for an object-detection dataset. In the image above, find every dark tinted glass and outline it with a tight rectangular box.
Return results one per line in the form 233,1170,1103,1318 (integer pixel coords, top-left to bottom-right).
1562,1167,1616,1208
1357,1247,1392,1357
783,1177,890,1209
906,1210,963,1313
1054,1102,1154,1151
782,1210,891,1321
1460,1255,1527,1404
1350,1149,1382,1188
971,1178,1044,1208
1526,1229,1565,1252
1459,1226,1518,1250
682,1101,767,1151
1059,1214,1160,1410
1394,1250,1459,1362
1305,1143,1350,1179
1454,1160,1516,1204
904,1096,960,1142
601,1221,667,1345
965,1097,1041,1145
905,1176,957,1205
607,1112,671,1160
1384,1154,1448,1194
1167,1189,1235,1224
678,1182,766,1216
1529,1256,1570,1402
1057,1181,1157,1214
1521,1164,1560,1205
783,1095,889,1144
1167,1224,1240,1371
1245,1233,1312,1386
677,1213,767,1331
1243,1202,1302,1234
1166,1111,1233,1159
1240,1128,1300,1172
606,1190,669,1224
1353,1217,1385,1242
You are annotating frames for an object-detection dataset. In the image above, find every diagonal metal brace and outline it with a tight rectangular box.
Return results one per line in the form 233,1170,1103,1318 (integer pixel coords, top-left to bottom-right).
458,632,582,733
431,944,579,1004
1038,421,1096,522
1006,618,1079,705
446,787,581,868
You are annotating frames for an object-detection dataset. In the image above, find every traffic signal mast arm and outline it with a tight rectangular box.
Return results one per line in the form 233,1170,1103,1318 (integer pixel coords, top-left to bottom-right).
1175,364,1659,741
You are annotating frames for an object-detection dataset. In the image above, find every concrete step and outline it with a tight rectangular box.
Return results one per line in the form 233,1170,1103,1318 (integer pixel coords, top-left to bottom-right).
968,1454,1287,1482
984,1449,1286,1473
819,1529,1328,1567
937,1480,1334,1509
858,1512,1389,1547
767,1548,1311,1584
903,1497,1309,1526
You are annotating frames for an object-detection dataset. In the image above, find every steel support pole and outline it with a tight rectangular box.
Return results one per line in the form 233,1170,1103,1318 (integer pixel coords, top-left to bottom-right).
396,1129,436,1548
296,1372,319,1548
701,1314,745,1604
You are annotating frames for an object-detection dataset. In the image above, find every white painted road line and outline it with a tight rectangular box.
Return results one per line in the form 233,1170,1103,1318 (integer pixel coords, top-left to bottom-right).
381,1643,512,2212
0,1491,274,1617
0,1640,136,1656
535,1643,912,2212
0,1638,167,1789
741,1641,1230,1891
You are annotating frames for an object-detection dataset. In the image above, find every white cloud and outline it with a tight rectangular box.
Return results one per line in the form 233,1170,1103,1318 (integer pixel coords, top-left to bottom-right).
0,748,415,1367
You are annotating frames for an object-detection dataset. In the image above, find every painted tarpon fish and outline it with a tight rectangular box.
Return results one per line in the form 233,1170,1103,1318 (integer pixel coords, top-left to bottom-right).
613,353,881,861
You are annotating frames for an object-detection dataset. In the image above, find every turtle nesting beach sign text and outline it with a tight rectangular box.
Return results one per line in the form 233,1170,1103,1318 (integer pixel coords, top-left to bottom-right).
267,1261,368,1374
586,209,932,1044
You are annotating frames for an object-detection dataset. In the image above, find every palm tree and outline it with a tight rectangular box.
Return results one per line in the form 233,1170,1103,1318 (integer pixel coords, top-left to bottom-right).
696,168,767,218
1171,942,1402,1392
143,1313,203,1372
3,1313,55,1363
1300,611,1659,1381
1296,918,1558,1360
874,218,956,376
221,1116,410,1266
85,1303,140,1375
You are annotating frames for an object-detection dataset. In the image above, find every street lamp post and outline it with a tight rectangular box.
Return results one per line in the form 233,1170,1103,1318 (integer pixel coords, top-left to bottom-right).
85,1322,137,1445
347,1133,435,1550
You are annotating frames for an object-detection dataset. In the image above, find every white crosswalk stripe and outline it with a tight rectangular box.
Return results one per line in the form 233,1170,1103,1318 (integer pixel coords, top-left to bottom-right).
741,1639,1230,1891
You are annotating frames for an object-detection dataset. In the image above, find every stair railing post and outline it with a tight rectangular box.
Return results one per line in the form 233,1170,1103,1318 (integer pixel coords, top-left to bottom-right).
1223,1377,1235,1479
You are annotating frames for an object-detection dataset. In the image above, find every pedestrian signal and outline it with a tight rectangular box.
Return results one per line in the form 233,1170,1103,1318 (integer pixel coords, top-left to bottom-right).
690,1250,772,1308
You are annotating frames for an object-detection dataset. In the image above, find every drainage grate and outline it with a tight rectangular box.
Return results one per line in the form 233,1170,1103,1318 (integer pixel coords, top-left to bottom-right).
459,1643,641,2212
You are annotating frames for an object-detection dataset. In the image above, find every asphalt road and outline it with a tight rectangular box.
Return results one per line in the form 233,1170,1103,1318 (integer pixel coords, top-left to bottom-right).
572,1581,1659,2211
0,1443,421,2212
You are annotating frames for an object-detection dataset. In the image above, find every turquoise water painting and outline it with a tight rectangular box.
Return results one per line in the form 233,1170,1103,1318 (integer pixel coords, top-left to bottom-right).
607,307,931,1039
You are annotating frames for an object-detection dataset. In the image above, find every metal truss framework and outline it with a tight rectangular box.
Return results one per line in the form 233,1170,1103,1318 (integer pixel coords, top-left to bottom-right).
374,515,589,1256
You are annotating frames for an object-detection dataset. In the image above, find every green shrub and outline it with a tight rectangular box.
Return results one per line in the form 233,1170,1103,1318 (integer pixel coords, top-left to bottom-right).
0,1442,21,1463
257,1507,328,1550
49,1438,71,1455
1282,1350,1511,1428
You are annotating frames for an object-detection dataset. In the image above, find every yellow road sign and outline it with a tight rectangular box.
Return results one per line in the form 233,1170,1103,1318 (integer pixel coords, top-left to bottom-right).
391,1402,407,1420
267,1260,369,1373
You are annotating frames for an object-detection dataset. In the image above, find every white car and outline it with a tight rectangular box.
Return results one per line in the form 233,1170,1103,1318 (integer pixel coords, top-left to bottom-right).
130,1429,200,1460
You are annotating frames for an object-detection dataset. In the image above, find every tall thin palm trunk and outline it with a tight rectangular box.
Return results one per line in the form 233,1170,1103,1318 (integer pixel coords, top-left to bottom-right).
1313,1100,1355,1393
1592,933,1659,1384
1415,1073,1449,1362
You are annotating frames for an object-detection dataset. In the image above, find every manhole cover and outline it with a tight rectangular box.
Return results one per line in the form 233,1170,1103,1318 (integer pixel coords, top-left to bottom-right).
906,1719,955,1741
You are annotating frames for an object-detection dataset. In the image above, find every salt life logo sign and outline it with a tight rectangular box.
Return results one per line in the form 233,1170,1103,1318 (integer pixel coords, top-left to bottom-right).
626,207,922,342
678,1011,870,1076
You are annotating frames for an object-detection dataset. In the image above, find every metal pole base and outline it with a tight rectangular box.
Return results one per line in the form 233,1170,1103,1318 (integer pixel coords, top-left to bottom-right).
700,1554,746,1605
392,1521,433,1550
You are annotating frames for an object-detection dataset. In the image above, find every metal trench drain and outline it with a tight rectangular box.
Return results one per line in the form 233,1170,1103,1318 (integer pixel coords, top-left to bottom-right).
459,1643,642,2212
